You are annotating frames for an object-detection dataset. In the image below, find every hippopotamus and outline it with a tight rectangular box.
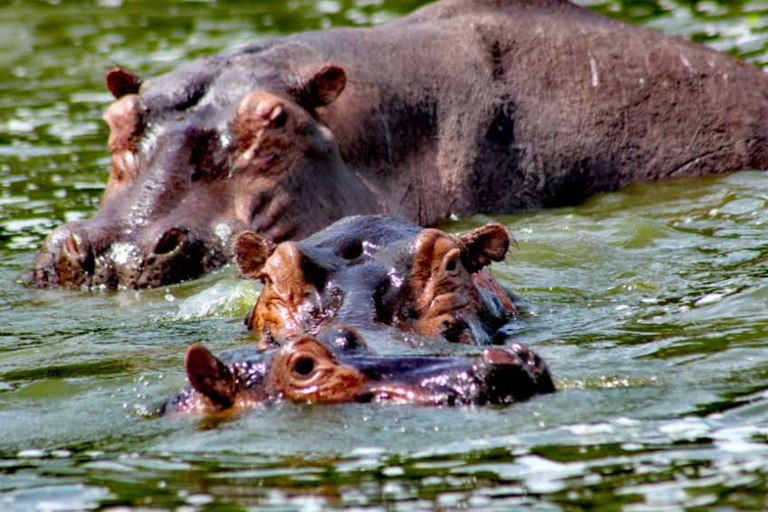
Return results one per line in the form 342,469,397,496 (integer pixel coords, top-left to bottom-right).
33,0,768,289
233,215,517,349
164,216,554,413
163,336,554,414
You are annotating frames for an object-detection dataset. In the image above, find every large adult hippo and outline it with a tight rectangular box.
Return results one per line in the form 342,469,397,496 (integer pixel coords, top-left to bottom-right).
33,0,768,289
164,216,554,414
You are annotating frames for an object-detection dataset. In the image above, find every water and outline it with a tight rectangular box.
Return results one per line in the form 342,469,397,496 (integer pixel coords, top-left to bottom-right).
2,0,768,510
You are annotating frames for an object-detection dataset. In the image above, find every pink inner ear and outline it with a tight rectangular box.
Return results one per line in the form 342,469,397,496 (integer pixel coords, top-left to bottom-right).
103,95,143,149
105,68,142,99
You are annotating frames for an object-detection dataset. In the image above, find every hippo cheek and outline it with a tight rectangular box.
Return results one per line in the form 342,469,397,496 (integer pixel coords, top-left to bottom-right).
163,382,270,416
232,91,378,243
392,223,512,344
247,241,341,340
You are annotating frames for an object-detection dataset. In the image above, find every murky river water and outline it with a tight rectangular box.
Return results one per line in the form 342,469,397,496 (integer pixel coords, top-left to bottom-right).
2,0,768,510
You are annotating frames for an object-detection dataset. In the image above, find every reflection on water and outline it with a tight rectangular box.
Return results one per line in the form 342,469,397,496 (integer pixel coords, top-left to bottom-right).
2,0,768,510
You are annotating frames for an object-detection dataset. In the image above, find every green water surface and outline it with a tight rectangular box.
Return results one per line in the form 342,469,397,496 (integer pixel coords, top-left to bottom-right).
2,0,768,510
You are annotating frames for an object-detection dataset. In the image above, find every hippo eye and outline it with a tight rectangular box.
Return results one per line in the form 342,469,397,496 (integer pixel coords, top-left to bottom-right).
292,356,316,379
444,256,461,276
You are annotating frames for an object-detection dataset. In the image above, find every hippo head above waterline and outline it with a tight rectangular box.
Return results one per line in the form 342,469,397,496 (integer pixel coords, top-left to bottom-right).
163,336,554,414
32,64,376,289
234,216,517,349
163,217,554,414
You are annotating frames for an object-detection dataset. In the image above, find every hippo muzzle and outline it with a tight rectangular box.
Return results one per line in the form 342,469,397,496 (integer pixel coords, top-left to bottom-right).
32,217,232,289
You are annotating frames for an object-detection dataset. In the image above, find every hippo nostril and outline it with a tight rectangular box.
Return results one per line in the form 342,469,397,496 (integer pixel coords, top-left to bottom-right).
60,232,95,275
338,239,363,260
63,234,82,259
292,356,316,378
154,228,187,255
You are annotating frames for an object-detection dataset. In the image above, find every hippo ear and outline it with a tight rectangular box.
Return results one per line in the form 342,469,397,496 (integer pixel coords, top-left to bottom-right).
296,64,347,110
233,230,277,279
106,68,142,99
459,223,511,273
185,344,236,410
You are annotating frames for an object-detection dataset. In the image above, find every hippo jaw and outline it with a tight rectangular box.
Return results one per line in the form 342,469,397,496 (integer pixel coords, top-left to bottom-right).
353,343,555,406
32,64,379,290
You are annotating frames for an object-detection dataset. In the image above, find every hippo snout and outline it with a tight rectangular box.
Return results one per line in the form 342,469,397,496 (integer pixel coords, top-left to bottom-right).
32,223,98,289
31,221,228,289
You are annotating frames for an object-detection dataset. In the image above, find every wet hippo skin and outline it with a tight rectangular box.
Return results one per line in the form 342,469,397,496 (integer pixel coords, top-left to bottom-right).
163,337,554,414
164,217,554,413
234,215,519,350
33,0,768,289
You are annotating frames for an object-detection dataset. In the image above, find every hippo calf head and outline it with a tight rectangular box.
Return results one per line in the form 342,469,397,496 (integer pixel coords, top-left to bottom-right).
32,63,376,289
164,335,554,415
234,216,517,349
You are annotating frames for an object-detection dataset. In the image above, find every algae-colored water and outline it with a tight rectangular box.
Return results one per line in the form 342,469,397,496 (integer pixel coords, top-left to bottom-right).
2,1,768,510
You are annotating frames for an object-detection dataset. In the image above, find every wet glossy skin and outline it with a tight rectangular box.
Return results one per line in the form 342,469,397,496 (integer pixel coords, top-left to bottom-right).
163,335,554,415
162,216,554,414
235,216,517,350
32,0,768,289
33,65,376,289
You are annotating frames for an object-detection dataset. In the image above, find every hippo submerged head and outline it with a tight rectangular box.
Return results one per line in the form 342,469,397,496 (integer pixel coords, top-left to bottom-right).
164,334,554,414
32,62,376,289
163,217,554,414
234,216,517,349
